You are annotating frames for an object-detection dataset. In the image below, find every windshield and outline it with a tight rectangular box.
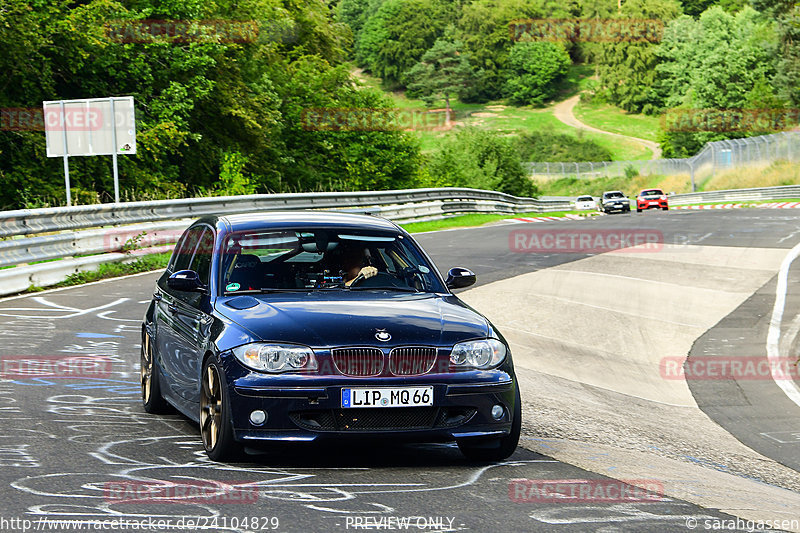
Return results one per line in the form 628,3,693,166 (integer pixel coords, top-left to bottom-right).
220,229,444,294
605,192,624,199
641,190,663,196
577,196,593,202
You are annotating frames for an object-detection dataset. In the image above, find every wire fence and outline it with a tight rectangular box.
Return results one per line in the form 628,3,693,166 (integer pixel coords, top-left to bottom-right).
523,131,800,190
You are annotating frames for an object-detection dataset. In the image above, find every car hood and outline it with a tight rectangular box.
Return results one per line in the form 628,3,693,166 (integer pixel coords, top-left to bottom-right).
214,292,490,348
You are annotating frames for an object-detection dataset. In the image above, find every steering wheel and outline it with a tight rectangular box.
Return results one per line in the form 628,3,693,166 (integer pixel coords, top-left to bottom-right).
399,266,425,290
349,272,367,287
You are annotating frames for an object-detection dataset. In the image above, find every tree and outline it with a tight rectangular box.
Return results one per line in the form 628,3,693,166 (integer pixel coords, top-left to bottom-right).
680,0,747,17
404,39,474,121
504,42,570,106
680,0,716,17
751,0,800,107
337,0,377,37
652,6,782,155
355,0,447,86
594,0,683,113
455,0,579,102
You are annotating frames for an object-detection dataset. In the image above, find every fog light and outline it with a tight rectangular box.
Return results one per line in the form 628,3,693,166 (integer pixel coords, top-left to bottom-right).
491,405,504,420
249,410,267,425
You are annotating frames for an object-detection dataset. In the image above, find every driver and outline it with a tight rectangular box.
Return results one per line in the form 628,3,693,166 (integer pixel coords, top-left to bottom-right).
336,242,377,286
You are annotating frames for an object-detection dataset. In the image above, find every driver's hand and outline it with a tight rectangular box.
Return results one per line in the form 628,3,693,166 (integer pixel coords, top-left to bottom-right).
359,266,378,279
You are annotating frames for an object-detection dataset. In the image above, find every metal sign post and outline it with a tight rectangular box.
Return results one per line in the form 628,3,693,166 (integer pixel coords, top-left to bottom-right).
43,96,136,205
59,101,71,206
110,98,120,203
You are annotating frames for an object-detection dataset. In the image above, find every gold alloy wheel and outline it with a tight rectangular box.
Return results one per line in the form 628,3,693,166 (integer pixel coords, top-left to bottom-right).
140,334,152,404
200,364,223,451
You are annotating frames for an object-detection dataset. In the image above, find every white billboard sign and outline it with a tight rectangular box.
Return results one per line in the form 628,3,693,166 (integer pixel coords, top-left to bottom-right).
44,96,136,157
42,96,136,205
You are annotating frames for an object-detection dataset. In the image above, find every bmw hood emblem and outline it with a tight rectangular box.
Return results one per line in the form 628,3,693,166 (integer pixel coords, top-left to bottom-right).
375,329,391,342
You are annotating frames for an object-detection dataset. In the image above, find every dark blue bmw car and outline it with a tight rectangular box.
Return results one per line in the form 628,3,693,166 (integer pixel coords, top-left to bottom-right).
141,212,520,461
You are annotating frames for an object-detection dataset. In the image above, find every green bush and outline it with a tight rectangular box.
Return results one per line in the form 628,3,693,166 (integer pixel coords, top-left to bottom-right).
516,131,612,162
427,128,537,197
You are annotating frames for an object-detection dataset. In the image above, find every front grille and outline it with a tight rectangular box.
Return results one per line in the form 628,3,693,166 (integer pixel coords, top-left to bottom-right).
290,407,477,432
389,347,437,376
331,347,384,376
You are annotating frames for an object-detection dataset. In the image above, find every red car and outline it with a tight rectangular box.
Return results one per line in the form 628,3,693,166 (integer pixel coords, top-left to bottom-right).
636,189,669,212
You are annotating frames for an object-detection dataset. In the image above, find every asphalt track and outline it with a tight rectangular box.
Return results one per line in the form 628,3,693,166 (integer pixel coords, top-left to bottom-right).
1,209,799,532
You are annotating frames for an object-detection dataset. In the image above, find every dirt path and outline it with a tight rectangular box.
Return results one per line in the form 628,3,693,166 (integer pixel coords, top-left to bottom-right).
553,95,663,159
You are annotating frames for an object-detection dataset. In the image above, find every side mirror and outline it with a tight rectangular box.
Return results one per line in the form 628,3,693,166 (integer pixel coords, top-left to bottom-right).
445,267,476,290
167,270,208,293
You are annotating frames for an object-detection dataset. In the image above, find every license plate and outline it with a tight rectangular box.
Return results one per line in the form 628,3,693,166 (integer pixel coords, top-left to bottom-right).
341,386,433,408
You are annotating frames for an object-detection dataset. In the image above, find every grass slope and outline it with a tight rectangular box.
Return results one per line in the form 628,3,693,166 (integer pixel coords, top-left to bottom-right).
573,100,662,142
355,66,653,160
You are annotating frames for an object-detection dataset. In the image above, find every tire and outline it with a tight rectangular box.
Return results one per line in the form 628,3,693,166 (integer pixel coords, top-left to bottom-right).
458,383,522,462
200,357,241,461
663,206,669,211
636,208,642,213
141,331,170,414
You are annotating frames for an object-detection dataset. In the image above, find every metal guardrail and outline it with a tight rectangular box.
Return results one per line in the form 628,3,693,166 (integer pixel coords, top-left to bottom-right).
0,187,570,296
669,185,800,205
0,187,569,238
0,220,192,268
2,183,798,298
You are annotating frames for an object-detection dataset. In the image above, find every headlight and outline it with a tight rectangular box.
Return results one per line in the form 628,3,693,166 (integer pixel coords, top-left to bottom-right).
450,339,507,369
232,343,318,373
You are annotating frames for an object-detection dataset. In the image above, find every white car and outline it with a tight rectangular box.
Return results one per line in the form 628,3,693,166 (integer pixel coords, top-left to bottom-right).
574,195,597,210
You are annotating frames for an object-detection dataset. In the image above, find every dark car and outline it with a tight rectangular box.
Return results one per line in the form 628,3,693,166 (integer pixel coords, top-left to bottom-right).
636,188,669,212
141,212,520,462
599,191,631,213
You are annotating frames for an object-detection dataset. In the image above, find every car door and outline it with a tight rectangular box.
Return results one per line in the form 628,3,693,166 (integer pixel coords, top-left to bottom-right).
156,226,205,402
169,226,215,404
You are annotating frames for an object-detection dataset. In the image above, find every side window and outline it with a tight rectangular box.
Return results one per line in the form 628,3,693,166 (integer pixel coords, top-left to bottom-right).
171,227,204,272
190,229,214,285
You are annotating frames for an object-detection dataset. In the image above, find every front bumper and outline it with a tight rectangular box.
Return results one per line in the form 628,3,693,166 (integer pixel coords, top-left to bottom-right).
638,199,668,209
604,203,629,212
226,371,516,444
